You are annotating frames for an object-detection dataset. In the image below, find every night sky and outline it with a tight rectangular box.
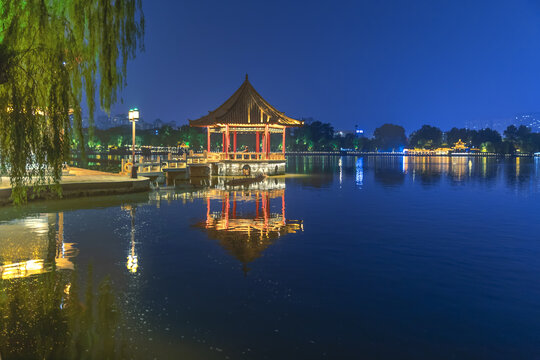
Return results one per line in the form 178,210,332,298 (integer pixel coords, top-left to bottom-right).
113,0,540,134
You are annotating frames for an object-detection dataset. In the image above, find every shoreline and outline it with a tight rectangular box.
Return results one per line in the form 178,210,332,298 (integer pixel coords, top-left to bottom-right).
0,167,149,207
285,151,534,157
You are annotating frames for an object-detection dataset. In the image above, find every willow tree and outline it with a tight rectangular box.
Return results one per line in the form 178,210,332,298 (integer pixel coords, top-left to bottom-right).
0,0,144,203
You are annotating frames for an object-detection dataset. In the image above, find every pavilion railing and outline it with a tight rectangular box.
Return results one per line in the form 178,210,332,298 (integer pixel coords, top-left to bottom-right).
207,152,285,161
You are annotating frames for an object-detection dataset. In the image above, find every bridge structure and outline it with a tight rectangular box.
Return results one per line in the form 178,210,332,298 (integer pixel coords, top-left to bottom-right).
121,152,209,185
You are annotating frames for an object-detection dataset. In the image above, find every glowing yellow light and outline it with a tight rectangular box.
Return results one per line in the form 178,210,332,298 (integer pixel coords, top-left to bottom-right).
128,108,140,121
127,255,138,273
0,259,45,279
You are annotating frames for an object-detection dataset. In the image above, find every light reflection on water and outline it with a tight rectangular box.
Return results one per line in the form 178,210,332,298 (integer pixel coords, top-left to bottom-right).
191,188,303,274
0,213,77,280
1,156,540,359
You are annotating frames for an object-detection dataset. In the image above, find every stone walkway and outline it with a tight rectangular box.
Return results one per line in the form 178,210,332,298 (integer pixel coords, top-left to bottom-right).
0,167,140,189
0,167,149,205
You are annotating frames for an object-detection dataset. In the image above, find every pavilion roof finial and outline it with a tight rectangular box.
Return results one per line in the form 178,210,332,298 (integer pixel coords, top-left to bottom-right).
245,73,248,81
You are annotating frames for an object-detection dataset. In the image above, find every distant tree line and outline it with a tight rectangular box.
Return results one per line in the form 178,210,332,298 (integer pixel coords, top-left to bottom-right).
77,119,540,155
75,125,206,151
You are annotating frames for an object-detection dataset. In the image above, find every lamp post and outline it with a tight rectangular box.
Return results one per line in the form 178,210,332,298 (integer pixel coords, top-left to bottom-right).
128,108,139,178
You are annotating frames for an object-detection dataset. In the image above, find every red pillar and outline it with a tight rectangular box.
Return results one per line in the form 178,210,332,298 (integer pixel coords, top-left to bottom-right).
267,126,271,158
222,132,225,153
207,127,211,152
256,132,260,154
233,131,237,153
225,125,229,156
282,128,286,154
264,125,269,159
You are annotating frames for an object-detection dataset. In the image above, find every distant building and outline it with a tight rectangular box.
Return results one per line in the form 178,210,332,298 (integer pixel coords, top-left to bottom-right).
465,118,511,133
153,119,163,129
354,125,364,138
465,113,540,134
514,113,540,132
111,113,129,127
78,113,177,130
335,130,354,138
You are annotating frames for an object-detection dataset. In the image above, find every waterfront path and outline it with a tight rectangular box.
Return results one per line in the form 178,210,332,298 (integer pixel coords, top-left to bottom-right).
0,167,149,206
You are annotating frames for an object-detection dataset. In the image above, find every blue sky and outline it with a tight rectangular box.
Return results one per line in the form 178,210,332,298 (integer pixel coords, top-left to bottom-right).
113,0,540,134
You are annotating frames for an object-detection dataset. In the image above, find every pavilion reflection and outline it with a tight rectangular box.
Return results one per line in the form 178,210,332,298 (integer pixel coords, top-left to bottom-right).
191,180,303,273
0,212,78,279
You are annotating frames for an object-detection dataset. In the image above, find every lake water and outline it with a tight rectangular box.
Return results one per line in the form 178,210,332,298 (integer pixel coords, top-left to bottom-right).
1,156,540,359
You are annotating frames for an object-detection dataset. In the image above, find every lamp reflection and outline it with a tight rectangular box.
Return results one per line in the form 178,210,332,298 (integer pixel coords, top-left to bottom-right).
123,204,139,273
339,157,343,186
355,157,363,188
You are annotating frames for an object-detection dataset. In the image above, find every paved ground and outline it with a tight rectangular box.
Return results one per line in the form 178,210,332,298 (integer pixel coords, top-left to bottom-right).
0,167,142,190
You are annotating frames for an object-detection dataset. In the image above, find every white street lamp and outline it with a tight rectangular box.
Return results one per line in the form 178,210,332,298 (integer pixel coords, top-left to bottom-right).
128,108,139,178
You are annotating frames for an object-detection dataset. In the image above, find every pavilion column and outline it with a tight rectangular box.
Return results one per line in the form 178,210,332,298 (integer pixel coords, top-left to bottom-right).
265,125,269,159
256,131,260,154
222,132,225,153
207,127,211,152
225,125,230,156
282,128,286,154
233,131,237,153
268,131,271,156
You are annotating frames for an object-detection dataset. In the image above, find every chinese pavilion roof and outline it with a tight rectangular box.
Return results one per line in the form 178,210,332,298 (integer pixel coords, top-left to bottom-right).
189,75,303,128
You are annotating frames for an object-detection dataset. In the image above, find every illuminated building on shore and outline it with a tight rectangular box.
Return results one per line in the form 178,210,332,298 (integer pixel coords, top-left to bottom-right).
404,139,480,155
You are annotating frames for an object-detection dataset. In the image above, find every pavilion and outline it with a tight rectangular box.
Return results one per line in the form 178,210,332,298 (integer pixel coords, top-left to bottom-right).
189,75,303,176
